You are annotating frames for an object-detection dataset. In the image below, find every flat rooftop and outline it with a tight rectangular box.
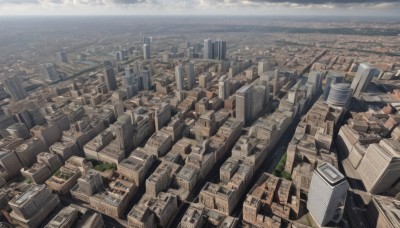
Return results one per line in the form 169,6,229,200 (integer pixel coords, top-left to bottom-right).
316,162,345,186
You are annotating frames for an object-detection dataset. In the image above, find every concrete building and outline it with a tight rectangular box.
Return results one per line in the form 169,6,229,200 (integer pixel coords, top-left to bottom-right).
186,63,196,90
357,139,400,194
103,63,118,91
118,148,155,185
128,204,156,228
9,184,60,228
145,131,172,158
70,169,103,203
155,103,171,131
366,195,400,228
350,63,377,98
179,203,204,228
307,163,349,226
20,163,52,184
236,84,265,126
199,182,236,215
204,39,213,60
327,83,352,107
46,156,92,194
175,65,185,91
143,44,150,60
89,178,136,218
214,40,227,60
30,124,62,147
3,76,27,101
258,60,270,76
175,166,200,192
139,192,178,227
0,150,23,181
111,114,134,152
37,152,62,171
218,75,231,100
193,111,217,139
45,205,78,228
243,173,302,226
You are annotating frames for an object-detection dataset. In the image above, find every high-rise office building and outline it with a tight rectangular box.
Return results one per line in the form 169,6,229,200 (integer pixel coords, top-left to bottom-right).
186,63,195,90
357,139,400,194
308,71,323,95
236,84,265,126
204,39,213,60
139,70,151,90
258,60,270,76
350,63,377,98
122,66,133,86
273,69,279,98
143,36,151,45
103,62,118,91
218,75,231,100
3,76,27,101
307,163,349,226
175,65,185,91
143,44,150,60
214,40,227,60
112,114,134,151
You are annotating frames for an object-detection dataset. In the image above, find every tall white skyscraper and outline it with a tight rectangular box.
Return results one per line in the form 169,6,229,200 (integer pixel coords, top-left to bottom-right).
307,163,349,226
143,44,150,60
204,39,213,60
175,65,185,91
350,63,377,98
186,63,195,90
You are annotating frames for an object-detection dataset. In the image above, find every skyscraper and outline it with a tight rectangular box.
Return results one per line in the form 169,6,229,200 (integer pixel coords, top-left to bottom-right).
307,163,349,226
215,40,227,60
103,62,118,91
3,76,27,101
273,69,279,98
236,84,265,126
350,63,377,98
143,36,151,45
143,44,150,60
139,70,151,91
122,66,133,86
204,39,213,60
175,65,185,91
218,75,231,100
258,60,270,76
186,63,195,90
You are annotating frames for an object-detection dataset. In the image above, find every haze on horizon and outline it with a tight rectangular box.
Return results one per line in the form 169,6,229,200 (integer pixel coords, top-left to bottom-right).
0,0,399,17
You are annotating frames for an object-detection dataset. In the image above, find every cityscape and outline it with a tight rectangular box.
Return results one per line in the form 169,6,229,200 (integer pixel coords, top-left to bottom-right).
0,1,400,228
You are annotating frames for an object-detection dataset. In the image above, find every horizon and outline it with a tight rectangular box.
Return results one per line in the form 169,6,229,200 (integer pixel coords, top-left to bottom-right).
0,1,399,17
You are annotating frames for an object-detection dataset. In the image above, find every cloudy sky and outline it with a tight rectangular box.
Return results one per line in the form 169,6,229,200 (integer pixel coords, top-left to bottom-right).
0,0,399,16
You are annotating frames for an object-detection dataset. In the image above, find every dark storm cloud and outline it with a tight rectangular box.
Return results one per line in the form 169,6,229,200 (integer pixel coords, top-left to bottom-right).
249,0,400,4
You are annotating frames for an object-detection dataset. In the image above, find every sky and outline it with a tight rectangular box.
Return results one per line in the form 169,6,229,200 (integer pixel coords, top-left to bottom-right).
0,0,399,16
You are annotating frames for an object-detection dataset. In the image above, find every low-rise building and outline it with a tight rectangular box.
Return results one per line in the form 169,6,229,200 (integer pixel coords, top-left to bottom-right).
118,148,155,185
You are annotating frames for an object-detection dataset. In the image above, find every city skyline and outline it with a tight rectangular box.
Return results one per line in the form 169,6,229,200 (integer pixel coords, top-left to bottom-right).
0,0,399,16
